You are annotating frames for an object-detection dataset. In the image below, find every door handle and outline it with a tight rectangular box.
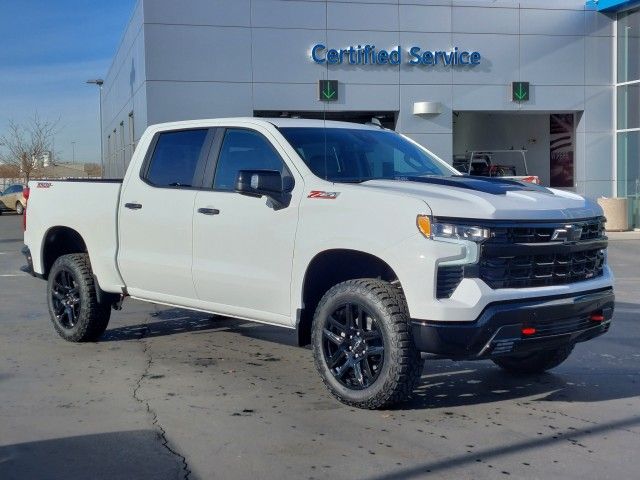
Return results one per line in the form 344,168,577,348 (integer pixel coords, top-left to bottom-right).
124,202,143,210
197,207,220,216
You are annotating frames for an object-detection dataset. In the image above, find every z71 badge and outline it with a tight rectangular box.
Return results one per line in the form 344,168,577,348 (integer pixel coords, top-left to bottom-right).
308,190,340,199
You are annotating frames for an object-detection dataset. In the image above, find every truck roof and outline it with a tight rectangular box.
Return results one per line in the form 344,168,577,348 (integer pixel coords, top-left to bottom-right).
148,117,385,131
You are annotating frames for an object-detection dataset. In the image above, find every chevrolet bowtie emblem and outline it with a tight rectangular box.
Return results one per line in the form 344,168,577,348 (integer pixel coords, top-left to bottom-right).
551,225,583,243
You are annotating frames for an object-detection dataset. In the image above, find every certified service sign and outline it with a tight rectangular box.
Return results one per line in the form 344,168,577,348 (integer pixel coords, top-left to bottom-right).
311,44,481,67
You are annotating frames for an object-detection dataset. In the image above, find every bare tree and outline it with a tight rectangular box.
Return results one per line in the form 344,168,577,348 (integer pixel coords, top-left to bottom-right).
0,114,59,183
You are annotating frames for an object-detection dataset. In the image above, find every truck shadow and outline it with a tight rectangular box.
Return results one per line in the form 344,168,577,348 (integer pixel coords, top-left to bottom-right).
102,307,299,347
402,359,640,410
101,303,640,408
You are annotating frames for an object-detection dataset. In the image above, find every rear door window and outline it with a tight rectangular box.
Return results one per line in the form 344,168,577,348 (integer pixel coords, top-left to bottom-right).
144,129,209,188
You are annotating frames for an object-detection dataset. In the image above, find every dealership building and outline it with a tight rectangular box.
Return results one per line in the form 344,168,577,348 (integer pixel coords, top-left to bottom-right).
102,0,640,226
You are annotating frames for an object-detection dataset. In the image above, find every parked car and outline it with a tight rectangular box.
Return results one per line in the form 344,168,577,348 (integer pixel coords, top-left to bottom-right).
0,184,26,215
22,118,614,409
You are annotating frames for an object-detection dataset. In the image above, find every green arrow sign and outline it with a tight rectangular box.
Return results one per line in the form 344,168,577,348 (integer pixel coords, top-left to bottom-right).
512,81,530,102
319,80,338,102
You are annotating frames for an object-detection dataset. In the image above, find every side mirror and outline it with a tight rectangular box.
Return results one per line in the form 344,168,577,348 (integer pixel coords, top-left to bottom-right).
235,169,283,195
235,170,292,208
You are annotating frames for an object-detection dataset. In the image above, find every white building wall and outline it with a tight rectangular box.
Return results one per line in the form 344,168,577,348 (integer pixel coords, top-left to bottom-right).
102,1,147,178
102,0,616,197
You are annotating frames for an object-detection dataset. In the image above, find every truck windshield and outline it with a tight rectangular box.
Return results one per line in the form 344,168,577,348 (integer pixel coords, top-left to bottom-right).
279,127,455,183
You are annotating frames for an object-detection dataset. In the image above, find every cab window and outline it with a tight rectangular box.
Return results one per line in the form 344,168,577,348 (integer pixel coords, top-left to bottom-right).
213,129,287,190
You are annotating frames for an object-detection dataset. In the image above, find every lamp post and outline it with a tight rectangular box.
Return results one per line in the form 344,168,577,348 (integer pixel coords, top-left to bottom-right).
86,79,104,176
71,141,76,164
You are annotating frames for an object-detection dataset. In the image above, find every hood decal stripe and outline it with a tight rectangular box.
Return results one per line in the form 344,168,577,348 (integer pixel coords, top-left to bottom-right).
403,176,553,196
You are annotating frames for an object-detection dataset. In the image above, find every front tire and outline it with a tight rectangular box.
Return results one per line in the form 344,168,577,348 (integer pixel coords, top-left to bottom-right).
311,279,423,409
492,345,574,374
47,253,111,342
15,202,24,215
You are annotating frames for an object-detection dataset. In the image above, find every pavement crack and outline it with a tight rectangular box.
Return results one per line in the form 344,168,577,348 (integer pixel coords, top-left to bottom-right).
132,318,192,480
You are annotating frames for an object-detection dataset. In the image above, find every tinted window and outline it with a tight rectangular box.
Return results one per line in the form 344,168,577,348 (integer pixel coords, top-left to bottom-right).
6,185,22,194
618,7,640,83
145,129,209,187
618,83,640,130
213,129,285,190
279,128,453,183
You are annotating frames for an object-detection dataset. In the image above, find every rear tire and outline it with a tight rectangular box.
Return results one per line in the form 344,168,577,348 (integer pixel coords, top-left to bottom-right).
311,279,423,409
15,202,24,215
492,345,574,374
47,253,111,342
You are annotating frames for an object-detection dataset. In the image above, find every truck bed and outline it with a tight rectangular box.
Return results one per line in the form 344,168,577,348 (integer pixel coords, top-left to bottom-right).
24,179,125,292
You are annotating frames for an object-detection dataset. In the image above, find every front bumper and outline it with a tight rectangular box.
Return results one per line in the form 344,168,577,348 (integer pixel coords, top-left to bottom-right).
411,287,614,359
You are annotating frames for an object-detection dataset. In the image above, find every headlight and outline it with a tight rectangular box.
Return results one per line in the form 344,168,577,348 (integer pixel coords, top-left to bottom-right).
417,215,490,243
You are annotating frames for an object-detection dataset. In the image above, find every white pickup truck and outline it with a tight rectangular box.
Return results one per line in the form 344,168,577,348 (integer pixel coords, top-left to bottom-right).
22,118,615,409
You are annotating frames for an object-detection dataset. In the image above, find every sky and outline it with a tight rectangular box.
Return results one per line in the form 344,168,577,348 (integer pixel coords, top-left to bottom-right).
0,0,136,165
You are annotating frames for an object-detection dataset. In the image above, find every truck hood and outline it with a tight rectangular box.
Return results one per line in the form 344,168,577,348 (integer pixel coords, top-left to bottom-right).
358,176,602,220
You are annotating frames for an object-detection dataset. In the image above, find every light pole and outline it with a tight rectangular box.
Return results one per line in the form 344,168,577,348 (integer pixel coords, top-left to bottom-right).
86,79,104,176
71,141,76,164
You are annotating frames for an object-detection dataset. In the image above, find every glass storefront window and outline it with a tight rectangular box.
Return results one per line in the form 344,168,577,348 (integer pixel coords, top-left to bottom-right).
618,8,640,83
617,7,640,228
617,131,639,196
617,131,640,227
617,84,640,130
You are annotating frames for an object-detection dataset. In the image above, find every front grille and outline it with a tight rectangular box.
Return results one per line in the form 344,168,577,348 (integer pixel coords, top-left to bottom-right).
490,217,605,244
480,249,605,289
436,266,464,298
478,217,607,289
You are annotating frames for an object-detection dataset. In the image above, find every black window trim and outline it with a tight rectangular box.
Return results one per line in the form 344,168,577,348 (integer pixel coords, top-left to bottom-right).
139,127,218,191
202,126,295,193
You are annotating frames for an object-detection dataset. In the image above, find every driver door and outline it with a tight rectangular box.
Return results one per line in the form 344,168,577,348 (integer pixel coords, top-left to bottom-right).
192,126,302,325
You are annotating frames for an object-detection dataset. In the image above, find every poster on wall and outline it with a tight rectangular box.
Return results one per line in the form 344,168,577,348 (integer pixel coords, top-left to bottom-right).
549,114,575,188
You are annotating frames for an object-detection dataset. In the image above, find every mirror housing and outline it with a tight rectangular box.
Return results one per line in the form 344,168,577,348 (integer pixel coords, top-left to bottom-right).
235,170,292,208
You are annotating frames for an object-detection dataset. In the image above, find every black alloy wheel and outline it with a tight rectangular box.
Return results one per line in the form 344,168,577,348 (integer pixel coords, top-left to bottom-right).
51,269,81,329
321,302,385,390
46,253,111,342
311,279,423,409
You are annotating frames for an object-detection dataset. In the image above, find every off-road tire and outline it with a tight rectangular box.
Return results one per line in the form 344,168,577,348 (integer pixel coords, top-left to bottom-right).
47,253,111,342
492,345,574,374
312,279,423,409
15,202,24,215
